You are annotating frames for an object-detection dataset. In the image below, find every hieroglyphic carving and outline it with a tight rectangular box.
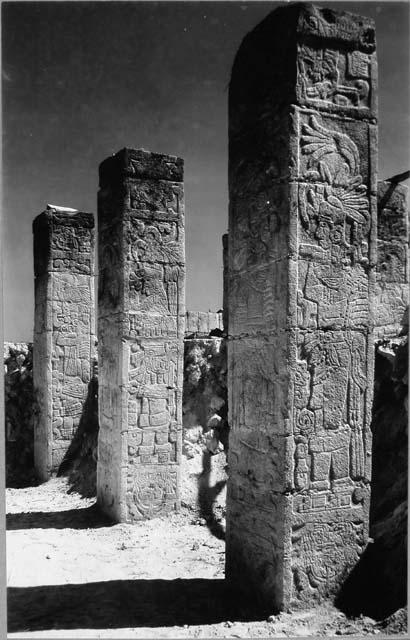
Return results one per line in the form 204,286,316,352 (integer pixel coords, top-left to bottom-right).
97,148,185,522
227,4,376,610
374,182,409,339
32,207,95,480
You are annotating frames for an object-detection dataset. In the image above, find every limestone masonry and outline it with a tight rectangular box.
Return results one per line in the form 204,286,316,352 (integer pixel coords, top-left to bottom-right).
97,148,185,522
185,311,223,337
32,206,96,480
227,3,377,609
375,182,409,340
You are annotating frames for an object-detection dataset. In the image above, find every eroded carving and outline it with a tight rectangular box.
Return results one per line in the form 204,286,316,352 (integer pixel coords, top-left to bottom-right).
97,148,185,522
374,182,409,339
227,4,376,610
33,210,95,480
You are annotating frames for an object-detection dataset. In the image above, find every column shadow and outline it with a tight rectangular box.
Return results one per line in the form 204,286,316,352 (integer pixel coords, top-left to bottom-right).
336,332,408,620
6,503,114,530
7,578,262,632
57,374,99,498
197,451,226,540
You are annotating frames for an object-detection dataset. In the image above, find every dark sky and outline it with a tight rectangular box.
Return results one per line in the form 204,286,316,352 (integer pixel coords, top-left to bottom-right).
2,1,410,341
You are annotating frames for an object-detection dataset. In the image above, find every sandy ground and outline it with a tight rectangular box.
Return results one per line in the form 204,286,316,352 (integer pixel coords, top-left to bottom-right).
6,478,407,638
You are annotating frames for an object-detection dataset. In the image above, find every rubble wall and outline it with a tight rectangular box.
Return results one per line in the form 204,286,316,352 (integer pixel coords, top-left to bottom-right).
4,343,36,487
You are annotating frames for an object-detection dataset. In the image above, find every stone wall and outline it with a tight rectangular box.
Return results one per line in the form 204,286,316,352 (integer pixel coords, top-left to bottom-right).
4,343,36,486
185,311,223,338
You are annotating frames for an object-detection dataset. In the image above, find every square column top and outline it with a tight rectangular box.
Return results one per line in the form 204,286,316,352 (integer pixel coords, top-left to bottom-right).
99,148,184,188
33,205,94,233
243,3,375,51
33,205,95,277
296,3,375,50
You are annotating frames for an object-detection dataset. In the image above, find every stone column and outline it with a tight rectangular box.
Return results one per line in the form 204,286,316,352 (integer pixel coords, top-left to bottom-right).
227,4,377,610
97,148,185,522
222,233,229,334
375,181,409,339
33,206,95,481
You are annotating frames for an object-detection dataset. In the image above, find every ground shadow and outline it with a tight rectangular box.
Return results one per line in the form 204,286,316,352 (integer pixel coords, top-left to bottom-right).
7,578,263,632
197,450,226,540
6,503,114,530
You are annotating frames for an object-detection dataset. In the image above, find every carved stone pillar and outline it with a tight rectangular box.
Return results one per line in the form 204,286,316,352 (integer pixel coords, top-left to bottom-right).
33,206,95,481
97,148,185,522
227,4,377,609
222,233,229,334
375,182,409,339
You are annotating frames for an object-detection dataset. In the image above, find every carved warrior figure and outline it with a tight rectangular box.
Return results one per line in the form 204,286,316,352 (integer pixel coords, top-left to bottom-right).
227,3,376,611
32,206,96,480
97,149,185,522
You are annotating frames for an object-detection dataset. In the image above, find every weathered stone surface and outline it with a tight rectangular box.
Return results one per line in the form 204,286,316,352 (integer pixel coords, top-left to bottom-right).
97,148,185,522
222,234,229,333
374,182,409,339
185,311,223,338
227,3,376,610
32,206,96,480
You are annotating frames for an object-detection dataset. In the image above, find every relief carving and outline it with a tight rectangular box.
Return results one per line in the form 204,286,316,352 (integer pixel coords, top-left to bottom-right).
129,262,182,315
292,520,366,598
228,3,375,608
299,115,370,266
298,45,371,109
292,330,369,504
97,149,184,522
33,211,95,478
126,468,178,520
127,219,183,264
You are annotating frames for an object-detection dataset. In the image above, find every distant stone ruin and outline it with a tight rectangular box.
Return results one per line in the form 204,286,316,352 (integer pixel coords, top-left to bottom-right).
185,311,223,337
97,149,185,522
32,206,96,480
227,3,377,609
